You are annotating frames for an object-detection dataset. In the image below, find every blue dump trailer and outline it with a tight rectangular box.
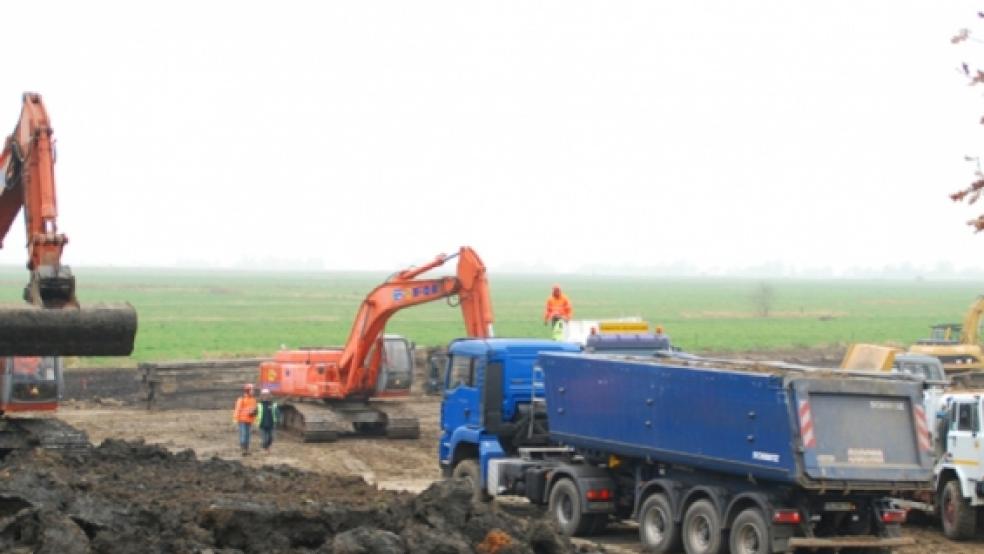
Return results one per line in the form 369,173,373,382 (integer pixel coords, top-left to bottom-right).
439,340,934,553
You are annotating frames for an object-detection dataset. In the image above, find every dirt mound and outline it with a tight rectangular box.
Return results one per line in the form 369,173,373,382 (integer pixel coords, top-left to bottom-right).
0,437,573,553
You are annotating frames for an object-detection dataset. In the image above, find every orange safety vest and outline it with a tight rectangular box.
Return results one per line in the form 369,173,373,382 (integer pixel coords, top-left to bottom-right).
234,395,258,424
544,293,573,322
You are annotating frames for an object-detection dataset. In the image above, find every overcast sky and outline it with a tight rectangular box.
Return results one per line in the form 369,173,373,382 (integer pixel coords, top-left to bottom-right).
3,1,983,275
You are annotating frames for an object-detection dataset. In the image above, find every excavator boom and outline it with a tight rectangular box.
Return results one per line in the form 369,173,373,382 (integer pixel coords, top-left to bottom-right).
337,246,493,393
960,296,984,345
0,93,136,357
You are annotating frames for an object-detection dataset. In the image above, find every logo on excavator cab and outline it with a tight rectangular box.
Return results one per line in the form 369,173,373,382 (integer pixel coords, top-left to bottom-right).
266,368,278,382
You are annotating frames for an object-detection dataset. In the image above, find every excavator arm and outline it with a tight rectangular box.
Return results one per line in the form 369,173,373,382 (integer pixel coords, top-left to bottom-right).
960,296,984,346
339,246,493,395
0,93,73,307
0,93,136,356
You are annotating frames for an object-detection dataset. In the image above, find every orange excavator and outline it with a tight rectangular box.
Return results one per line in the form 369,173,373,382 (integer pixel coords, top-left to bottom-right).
0,93,136,422
259,246,493,441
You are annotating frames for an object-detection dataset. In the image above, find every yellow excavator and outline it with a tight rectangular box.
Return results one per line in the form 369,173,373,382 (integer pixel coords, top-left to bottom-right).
909,296,984,374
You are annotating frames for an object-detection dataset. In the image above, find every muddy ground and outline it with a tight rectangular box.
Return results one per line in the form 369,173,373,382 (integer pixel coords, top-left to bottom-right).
14,347,984,552
0,436,574,553
58,400,442,492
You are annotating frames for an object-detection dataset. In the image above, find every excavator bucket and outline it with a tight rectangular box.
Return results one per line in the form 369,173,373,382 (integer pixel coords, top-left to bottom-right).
0,303,137,356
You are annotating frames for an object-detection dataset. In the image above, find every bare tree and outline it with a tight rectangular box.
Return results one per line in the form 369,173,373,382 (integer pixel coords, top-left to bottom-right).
950,13,984,230
751,282,775,318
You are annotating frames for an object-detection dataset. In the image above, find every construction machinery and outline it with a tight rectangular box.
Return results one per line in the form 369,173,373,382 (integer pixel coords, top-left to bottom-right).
909,296,984,373
259,246,493,441
841,343,946,380
0,93,136,444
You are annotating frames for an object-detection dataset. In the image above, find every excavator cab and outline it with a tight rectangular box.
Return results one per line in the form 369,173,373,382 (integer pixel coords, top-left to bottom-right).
0,356,61,414
376,335,414,396
925,324,962,345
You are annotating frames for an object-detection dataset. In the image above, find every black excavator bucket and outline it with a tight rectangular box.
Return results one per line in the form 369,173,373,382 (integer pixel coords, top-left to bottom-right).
27,266,78,309
0,303,137,356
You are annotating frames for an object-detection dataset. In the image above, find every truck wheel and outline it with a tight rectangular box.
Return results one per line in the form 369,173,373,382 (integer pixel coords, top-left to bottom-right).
549,478,596,536
639,493,680,553
729,508,770,554
682,499,723,554
451,459,490,502
941,479,977,540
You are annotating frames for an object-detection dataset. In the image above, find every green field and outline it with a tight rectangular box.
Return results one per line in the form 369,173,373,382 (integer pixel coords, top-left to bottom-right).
0,267,977,364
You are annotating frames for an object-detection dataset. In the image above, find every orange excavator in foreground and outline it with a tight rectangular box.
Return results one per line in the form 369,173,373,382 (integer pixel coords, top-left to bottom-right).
259,246,493,441
0,93,136,425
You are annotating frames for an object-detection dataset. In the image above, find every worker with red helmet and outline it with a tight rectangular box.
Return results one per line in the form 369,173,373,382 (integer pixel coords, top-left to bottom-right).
543,285,573,340
233,383,258,456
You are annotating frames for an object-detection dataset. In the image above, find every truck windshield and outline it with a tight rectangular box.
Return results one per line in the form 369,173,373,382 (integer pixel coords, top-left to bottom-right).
897,361,945,382
447,355,475,389
955,402,980,432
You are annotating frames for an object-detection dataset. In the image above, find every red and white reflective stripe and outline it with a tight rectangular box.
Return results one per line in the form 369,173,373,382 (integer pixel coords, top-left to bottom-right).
913,405,932,452
798,399,816,448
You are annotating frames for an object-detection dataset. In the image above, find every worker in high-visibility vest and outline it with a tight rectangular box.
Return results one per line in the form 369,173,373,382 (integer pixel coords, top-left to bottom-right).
255,388,280,453
233,383,258,456
543,285,573,340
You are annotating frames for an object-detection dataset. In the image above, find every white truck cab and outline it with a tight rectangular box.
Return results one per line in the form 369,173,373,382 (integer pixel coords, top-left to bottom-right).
934,392,984,539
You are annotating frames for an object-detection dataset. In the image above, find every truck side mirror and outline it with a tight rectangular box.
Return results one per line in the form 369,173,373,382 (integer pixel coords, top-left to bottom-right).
426,352,448,396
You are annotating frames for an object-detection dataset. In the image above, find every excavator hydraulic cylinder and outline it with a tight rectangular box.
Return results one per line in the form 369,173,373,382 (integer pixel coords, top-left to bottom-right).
0,303,137,356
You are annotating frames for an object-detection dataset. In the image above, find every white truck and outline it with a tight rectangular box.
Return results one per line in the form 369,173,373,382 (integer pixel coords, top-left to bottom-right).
884,364,984,541
927,390,984,540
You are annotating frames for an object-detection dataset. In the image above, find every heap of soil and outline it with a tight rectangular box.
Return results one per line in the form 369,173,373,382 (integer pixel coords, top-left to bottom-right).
0,438,572,553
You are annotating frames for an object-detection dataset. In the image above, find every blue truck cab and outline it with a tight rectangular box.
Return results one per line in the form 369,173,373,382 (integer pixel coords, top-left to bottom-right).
438,338,580,485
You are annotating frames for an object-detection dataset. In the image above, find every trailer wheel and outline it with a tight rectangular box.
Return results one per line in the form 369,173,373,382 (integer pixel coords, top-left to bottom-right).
451,459,490,502
549,478,597,536
941,479,977,540
682,499,723,554
729,508,769,554
639,493,680,553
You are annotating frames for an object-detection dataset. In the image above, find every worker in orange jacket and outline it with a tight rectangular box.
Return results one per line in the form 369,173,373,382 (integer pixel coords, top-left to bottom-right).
233,383,258,456
543,285,573,340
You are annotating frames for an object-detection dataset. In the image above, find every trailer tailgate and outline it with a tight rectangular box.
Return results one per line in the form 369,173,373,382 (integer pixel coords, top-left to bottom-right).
792,377,933,484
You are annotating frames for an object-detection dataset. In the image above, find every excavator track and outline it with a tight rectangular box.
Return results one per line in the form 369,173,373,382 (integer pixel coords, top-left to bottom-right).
0,417,90,458
280,401,420,443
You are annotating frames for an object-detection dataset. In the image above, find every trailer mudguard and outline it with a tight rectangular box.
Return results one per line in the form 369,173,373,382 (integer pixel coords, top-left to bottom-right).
634,478,685,520
723,491,775,528
678,486,729,522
